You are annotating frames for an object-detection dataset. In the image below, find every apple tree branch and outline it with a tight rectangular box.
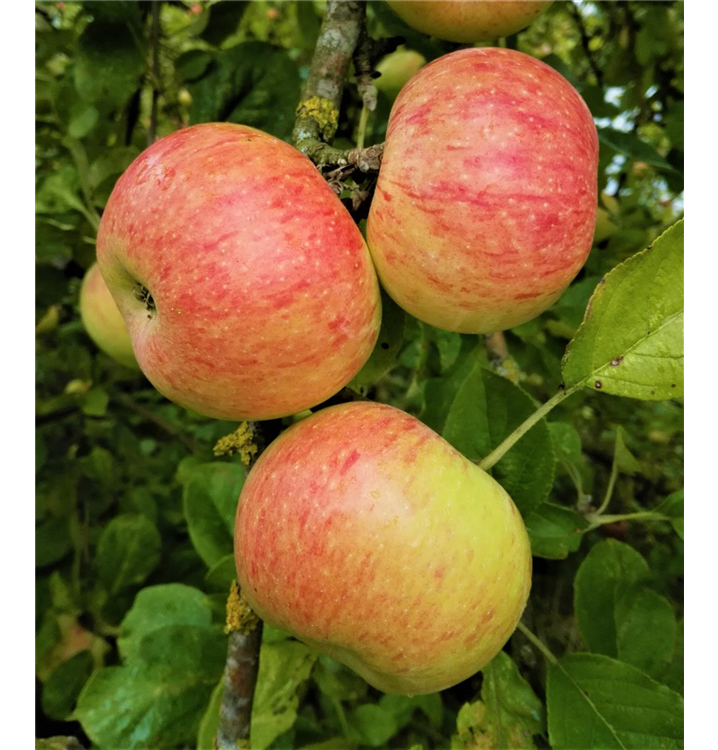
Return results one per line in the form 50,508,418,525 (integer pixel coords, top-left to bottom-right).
292,0,389,172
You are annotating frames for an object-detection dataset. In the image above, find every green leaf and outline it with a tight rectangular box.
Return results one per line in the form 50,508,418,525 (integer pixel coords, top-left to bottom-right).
75,625,226,749
655,489,684,539
187,42,301,141
36,517,71,568
547,654,683,749
35,740,85,750
35,167,85,216
350,291,405,387
574,540,650,656
562,220,684,400
349,704,399,747
549,422,583,466
613,426,641,475
597,127,677,173
204,554,238,593
420,338,479,434
442,362,555,516
379,693,443,729
250,641,317,750
659,618,683,695
36,610,61,668
67,103,99,139
297,0,322,49
182,463,246,567
74,22,144,111
525,503,589,560
42,650,94,721
96,514,162,594
200,0,249,46
81,387,109,417
83,1,142,24
88,146,140,191
427,326,463,373
615,587,677,679
117,584,215,661
176,50,213,81
197,676,224,750
453,651,544,748
313,654,368,703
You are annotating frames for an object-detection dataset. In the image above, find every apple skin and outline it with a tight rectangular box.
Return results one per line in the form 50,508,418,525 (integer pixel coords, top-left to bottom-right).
234,402,532,695
375,48,426,99
367,48,598,334
387,0,551,43
97,123,381,420
79,263,138,369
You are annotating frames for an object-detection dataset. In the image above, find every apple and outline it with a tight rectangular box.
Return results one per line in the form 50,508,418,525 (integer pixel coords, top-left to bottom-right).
387,0,551,43
79,263,138,369
375,48,426,99
97,123,381,421
367,48,598,334
234,402,532,695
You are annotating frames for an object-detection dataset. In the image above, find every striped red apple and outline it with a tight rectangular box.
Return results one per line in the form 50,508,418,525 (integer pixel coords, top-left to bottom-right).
367,47,598,334
97,123,381,420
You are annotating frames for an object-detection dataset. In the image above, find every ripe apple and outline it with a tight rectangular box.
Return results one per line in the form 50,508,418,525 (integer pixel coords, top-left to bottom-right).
375,48,426,99
367,48,598,334
97,123,381,420
387,0,552,43
79,263,138,369
234,402,532,695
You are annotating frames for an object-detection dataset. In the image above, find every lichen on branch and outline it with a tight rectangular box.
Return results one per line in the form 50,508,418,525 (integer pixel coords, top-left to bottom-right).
292,0,385,172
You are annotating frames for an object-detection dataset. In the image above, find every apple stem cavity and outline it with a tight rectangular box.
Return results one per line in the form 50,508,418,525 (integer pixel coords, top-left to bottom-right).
131,283,156,316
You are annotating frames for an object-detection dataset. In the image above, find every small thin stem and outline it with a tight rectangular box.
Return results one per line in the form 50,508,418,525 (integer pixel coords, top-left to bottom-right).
595,446,619,516
519,623,625,743
479,386,578,471
148,0,161,146
586,510,670,531
516,622,559,666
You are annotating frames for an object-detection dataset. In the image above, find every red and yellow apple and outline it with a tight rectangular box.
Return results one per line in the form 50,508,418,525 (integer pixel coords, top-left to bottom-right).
79,263,138,369
234,402,532,695
97,123,381,420
387,0,551,43
367,48,598,333
375,48,426,99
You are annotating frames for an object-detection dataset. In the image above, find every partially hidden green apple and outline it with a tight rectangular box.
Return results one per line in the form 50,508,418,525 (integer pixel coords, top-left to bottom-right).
79,263,138,369
97,123,381,421
387,0,552,43
234,402,532,695
375,48,426,99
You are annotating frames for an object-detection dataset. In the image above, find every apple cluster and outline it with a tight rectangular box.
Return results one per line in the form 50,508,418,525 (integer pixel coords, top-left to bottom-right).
84,1,596,696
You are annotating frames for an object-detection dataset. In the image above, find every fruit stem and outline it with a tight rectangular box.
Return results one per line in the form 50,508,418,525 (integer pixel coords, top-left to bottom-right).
585,510,670,531
479,386,578,471
516,622,559,666
594,439,620,516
